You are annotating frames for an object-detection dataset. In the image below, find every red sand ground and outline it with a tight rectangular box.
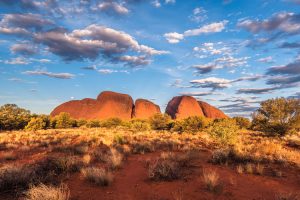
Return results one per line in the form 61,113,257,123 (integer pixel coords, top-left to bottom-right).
67,151,300,200
1,147,299,200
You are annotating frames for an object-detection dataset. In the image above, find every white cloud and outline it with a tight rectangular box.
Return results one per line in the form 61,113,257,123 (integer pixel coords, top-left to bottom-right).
152,0,161,8
184,21,228,36
117,55,151,67
98,2,129,15
165,0,176,4
35,24,168,66
189,7,207,23
164,21,228,43
163,32,184,43
4,57,30,65
193,42,231,55
23,70,75,79
98,69,129,74
237,12,300,34
190,77,232,89
98,69,115,74
257,56,273,63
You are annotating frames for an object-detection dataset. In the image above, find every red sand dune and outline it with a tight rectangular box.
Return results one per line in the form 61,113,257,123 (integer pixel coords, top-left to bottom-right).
133,99,161,119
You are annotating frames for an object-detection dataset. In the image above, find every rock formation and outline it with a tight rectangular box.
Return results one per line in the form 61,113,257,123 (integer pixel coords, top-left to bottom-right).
198,101,228,119
51,91,134,120
50,98,102,120
165,96,204,119
96,91,134,120
51,91,228,120
133,99,161,119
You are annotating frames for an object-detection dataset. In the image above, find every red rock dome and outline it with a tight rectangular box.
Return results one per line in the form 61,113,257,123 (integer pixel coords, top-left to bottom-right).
165,96,204,119
96,91,134,120
51,91,134,120
198,101,228,119
133,99,161,119
50,98,102,120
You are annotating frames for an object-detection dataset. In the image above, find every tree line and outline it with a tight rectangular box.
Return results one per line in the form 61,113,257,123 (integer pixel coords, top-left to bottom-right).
0,97,299,136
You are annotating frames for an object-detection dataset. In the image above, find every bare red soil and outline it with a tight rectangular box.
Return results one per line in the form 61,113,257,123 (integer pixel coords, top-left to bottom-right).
67,152,300,200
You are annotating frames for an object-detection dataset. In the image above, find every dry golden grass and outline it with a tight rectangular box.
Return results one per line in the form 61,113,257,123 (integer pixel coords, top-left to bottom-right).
82,154,91,165
148,150,198,181
106,148,123,170
25,184,70,200
0,127,299,198
236,164,244,174
81,167,113,186
202,169,222,193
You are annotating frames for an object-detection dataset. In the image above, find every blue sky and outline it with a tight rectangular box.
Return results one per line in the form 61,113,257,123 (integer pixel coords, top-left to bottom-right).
0,0,299,117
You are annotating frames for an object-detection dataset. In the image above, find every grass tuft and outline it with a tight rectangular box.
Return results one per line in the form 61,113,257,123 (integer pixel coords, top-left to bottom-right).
81,167,113,186
25,184,70,200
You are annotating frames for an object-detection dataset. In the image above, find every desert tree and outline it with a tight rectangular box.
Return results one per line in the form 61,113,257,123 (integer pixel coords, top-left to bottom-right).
0,104,31,130
252,97,300,136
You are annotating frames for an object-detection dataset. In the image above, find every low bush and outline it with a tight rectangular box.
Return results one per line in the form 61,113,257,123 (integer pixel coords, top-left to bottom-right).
148,151,197,181
101,118,122,128
0,156,82,193
77,119,88,127
25,115,49,131
51,113,76,129
35,156,83,176
86,120,101,128
149,113,172,130
0,164,35,192
208,118,239,146
148,156,180,181
129,119,150,132
81,167,113,186
132,141,154,154
233,117,251,129
202,169,222,193
113,134,126,145
25,184,70,200
106,148,123,170
172,116,209,133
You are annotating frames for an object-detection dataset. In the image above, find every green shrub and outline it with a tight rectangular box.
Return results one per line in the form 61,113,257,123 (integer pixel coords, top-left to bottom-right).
129,119,150,132
0,104,31,130
233,117,251,129
172,116,208,133
101,118,122,128
149,113,172,130
51,113,76,129
208,118,239,146
86,120,101,128
77,119,88,127
113,134,126,145
252,97,300,136
25,115,50,131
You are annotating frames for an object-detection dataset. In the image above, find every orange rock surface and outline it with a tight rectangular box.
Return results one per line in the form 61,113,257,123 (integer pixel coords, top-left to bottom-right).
133,99,161,119
165,96,204,119
198,101,228,119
